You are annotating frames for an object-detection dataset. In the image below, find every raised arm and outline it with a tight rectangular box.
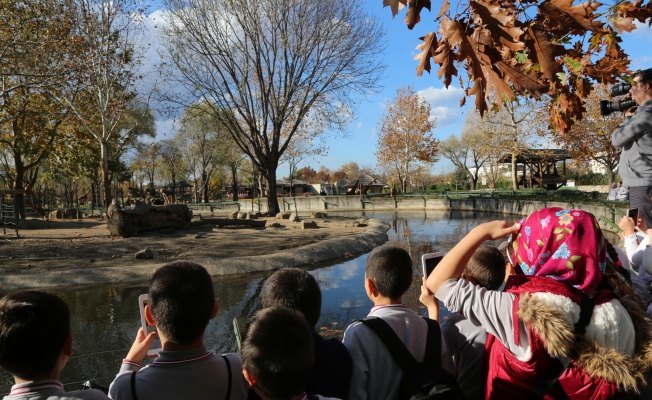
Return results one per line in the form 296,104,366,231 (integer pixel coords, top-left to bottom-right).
426,220,521,295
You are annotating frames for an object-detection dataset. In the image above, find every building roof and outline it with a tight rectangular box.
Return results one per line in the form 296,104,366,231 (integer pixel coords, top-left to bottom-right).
498,149,572,163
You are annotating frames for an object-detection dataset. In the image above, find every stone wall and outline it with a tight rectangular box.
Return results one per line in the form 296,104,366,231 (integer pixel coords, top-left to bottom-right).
231,195,624,234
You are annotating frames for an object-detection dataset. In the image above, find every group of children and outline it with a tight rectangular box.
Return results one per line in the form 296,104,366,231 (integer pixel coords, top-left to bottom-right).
1,207,652,400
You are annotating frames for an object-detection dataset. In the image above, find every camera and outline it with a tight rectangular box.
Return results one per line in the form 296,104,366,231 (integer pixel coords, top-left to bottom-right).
600,77,637,116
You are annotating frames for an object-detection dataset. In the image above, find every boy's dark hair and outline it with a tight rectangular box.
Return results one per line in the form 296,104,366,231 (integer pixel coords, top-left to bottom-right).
635,68,652,87
0,291,70,379
241,307,314,399
465,246,505,290
365,245,413,300
149,261,215,345
261,268,321,328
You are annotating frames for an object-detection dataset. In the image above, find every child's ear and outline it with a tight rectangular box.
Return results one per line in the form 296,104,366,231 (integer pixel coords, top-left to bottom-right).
242,369,256,388
365,277,377,297
505,262,516,280
209,299,219,320
145,304,156,326
63,333,73,357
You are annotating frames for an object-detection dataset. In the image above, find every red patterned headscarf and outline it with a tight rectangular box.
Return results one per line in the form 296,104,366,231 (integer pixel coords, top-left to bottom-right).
509,207,606,293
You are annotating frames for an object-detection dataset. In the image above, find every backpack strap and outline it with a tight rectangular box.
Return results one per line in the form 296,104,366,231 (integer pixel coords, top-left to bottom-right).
130,371,138,400
525,292,594,400
360,317,441,372
221,355,232,400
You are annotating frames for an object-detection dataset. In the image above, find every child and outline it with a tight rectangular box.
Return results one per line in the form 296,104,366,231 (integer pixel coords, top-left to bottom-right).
108,261,249,400
342,245,454,400
0,291,109,400
426,207,652,399
421,245,507,400
260,268,351,399
240,307,337,400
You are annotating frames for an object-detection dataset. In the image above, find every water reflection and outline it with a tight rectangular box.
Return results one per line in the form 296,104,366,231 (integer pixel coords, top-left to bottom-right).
1,210,592,394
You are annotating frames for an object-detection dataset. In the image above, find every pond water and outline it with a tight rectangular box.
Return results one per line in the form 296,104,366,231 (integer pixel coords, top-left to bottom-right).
1,209,612,394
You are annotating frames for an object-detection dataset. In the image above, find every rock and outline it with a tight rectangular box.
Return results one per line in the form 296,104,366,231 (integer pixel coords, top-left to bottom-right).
289,213,301,222
246,213,258,220
301,221,318,229
354,222,368,228
255,212,265,217
311,212,327,218
135,248,154,259
238,212,247,219
266,221,282,228
194,234,204,239
229,211,239,219
106,204,192,238
50,210,63,220
276,212,291,220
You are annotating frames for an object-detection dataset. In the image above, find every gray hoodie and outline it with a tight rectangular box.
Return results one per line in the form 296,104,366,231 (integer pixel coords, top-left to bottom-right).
612,99,652,187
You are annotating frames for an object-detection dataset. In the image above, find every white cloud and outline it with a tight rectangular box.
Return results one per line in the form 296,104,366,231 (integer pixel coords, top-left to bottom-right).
355,122,364,130
417,86,468,128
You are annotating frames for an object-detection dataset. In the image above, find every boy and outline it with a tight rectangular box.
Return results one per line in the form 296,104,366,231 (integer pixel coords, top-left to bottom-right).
420,245,507,400
260,268,351,399
342,245,454,400
108,261,249,400
0,291,108,400
241,307,337,400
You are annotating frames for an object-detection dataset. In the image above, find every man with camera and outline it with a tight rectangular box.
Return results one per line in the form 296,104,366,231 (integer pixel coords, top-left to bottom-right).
612,68,652,226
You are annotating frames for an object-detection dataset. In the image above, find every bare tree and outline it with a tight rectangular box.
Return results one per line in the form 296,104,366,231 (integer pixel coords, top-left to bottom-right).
54,0,153,210
162,0,385,214
439,130,488,190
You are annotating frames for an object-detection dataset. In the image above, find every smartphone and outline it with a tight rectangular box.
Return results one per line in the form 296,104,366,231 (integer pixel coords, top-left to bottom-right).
138,294,162,357
421,252,445,277
627,208,639,222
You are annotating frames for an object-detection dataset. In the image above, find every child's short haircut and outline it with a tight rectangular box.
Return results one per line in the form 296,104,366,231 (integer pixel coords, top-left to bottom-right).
465,246,505,290
0,291,70,379
241,307,314,399
365,245,413,300
261,268,321,328
149,261,214,345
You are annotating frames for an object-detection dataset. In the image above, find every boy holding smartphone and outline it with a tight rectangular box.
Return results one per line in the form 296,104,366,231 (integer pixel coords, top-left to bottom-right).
342,245,454,400
108,261,249,400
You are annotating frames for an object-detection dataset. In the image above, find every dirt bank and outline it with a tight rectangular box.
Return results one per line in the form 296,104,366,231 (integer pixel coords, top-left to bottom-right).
0,215,389,289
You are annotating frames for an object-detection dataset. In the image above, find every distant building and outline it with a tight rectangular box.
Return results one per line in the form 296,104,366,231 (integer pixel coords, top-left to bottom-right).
336,173,385,194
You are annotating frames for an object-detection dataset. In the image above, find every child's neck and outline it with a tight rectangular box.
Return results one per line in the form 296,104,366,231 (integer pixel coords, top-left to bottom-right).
371,295,403,307
14,371,60,384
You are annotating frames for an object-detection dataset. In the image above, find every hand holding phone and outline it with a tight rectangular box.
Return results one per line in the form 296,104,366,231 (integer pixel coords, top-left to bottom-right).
421,252,445,278
138,294,162,357
627,208,639,224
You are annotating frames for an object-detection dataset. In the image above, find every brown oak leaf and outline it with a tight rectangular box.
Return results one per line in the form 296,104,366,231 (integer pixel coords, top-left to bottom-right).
525,26,564,84
614,0,652,24
538,0,604,34
414,32,439,77
437,0,450,19
470,0,525,52
383,0,408,18
433,38,458,86
405,0,432,29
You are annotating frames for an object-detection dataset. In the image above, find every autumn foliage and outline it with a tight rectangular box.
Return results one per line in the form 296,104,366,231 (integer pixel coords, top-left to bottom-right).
376,86,438,193
383,0,652,132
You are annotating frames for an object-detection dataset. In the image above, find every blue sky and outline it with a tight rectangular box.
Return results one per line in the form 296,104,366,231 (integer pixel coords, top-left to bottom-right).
142,1,652,178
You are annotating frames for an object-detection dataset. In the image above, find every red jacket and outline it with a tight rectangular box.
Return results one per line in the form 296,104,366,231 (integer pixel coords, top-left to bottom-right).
483,275,650,400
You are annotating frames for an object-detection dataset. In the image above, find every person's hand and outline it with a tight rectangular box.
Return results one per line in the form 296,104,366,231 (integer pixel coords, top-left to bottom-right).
625,106,638,118
419,278,439,320
476,220,521,240
125,327,157,364
637,215,648,232
619,215,636,236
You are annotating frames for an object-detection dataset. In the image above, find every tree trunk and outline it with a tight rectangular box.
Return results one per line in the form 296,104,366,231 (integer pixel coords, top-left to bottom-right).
100,140,112,214
12,163,26,220
265,172,281,215
231,165,239,201
511,152,518,190
202,171,209,203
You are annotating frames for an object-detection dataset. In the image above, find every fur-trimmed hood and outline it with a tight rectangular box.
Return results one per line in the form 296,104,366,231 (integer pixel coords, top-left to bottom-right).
518,292,652,392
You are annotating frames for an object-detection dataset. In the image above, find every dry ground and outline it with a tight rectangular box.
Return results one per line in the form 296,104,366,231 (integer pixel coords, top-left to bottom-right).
0,214,389,289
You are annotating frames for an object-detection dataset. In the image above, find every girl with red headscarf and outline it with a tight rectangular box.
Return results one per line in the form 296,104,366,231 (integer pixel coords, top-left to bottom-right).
426,207,652,399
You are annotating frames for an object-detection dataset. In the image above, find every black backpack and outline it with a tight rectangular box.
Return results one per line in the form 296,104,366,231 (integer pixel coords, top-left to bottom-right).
360,317,465,400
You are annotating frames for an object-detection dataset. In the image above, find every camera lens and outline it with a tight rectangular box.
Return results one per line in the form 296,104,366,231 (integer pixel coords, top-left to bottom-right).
611,83,632,96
